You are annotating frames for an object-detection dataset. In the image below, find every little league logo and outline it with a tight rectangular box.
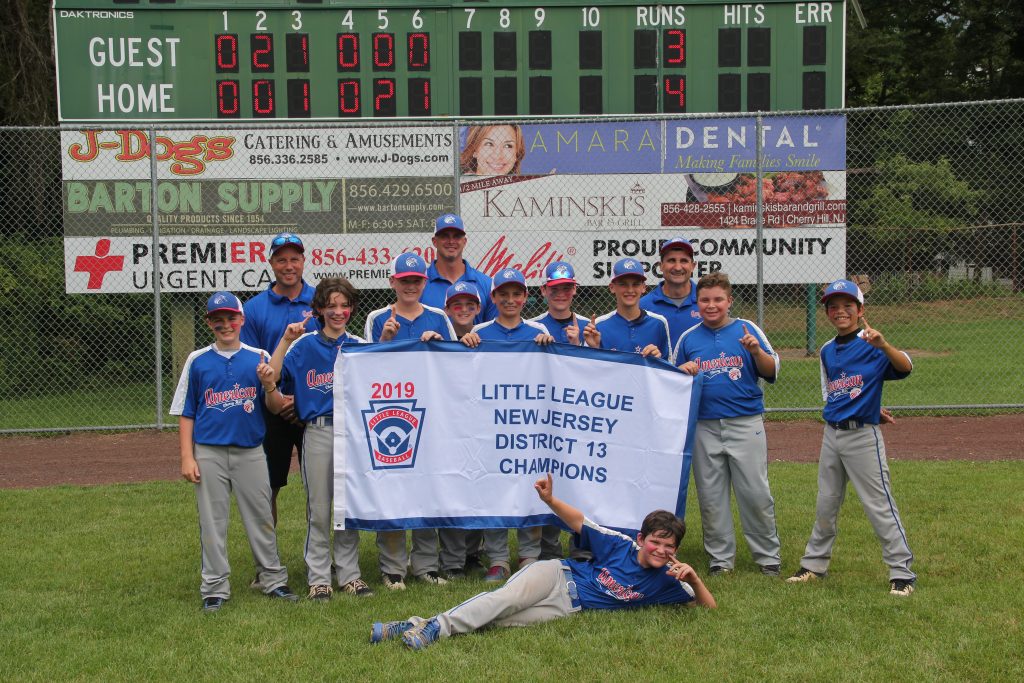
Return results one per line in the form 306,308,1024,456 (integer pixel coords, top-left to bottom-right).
361,399,426,470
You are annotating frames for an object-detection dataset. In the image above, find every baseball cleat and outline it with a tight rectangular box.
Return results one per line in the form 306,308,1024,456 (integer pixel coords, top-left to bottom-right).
786,567,825,583
308,584,333,602
889,578,915,596
484,566,510,583
402,617,441,651
201,596,227,612
417,571,449,586
708,566,732,577
381,573,407,591
267,585,300,602
370,619,415,644
760,564,782,577
341,578,374,597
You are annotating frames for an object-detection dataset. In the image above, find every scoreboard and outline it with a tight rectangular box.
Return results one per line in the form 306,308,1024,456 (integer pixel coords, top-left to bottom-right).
53,0,845,120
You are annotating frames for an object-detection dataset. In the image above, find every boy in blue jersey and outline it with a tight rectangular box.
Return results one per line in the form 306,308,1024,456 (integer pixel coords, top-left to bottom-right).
529,260,584,346
675,272,783,576
364,253,456,589
584,258,672,362
462,268,555,581
787,280,916,596
640,237,702,351
170,291,299,612
370,473,716,650
264,277,372,602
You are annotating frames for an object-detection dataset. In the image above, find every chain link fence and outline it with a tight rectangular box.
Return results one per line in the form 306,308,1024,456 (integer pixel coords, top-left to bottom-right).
2,99,1022,433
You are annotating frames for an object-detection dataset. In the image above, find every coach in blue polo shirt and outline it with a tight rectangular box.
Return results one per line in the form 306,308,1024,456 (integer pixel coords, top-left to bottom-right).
420,213,497,324
640,236,701,352
240,232,318,524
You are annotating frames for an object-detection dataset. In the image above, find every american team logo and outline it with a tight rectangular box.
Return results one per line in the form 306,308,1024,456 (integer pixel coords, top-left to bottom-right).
204,383,258,412
243,399,254,413
826,373,864,402
453,282,469,292
728,368,742,381
361,399,426,470
442,214,457,225
503,269,516,278
306,369,333,395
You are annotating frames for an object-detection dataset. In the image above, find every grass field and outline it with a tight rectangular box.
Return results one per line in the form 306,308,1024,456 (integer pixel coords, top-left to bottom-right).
1,460,1021,682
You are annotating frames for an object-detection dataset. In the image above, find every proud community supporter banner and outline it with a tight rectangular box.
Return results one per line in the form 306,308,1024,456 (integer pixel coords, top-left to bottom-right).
332,341,701,533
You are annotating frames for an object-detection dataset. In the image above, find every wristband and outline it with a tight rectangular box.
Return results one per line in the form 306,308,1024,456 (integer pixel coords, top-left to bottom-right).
265,385,277,394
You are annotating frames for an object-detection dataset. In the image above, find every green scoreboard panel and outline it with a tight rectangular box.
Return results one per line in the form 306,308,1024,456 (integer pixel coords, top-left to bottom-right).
53,0,844,120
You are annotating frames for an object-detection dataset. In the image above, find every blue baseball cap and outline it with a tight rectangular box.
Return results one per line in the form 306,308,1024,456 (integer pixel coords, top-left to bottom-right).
391,252,428,279
611,258,647,282
445,282,482,306
269,232,304,255
434,213,466,235
491,268,528,293
659,236,694,257
543,261,577,286
206,291,243,315
821,279,864,304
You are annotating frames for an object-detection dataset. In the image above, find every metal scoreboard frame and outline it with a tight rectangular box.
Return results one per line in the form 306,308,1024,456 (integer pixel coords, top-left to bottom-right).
52,0,846,121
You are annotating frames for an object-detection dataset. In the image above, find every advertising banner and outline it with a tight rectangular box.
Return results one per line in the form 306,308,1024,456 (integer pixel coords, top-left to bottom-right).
61,117,846,293
332,341,699,533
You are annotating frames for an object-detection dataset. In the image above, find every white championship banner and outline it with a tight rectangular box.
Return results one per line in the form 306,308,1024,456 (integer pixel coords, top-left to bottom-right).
332,341,701,533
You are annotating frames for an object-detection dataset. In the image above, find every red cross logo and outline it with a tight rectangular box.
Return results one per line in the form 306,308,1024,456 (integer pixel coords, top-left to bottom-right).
74,239,125,290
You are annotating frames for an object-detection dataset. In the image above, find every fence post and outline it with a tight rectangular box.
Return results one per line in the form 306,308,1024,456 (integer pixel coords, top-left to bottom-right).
755,113,764,330
805,283,817,355
150,125,164,429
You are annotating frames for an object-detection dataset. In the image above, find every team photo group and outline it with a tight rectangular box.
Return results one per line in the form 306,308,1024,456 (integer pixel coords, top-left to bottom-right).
171,212,916,651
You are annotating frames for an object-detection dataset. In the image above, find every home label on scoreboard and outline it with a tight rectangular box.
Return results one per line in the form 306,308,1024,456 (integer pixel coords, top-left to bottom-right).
53,0,845,121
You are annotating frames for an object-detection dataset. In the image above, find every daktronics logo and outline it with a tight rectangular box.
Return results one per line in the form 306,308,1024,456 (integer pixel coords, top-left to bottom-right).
67,130,235,175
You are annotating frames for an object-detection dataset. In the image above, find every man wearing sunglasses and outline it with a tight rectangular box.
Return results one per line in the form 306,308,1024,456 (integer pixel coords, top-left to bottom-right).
240,232,318,524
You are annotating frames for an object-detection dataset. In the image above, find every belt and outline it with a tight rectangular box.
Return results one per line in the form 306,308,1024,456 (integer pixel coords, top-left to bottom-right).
560,560,582,610
308,415,333,427
827,419,865,431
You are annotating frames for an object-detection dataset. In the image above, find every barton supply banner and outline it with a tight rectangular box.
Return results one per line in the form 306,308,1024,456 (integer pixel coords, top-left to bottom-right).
332,341,700,533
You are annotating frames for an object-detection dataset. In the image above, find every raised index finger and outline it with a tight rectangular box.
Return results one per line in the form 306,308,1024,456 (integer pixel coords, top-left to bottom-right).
742,323,750,336
389,305,397,320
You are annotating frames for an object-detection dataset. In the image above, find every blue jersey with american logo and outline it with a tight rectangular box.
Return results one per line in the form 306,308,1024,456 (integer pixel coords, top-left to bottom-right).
594,310,673,362
675,319,778,420
364,305,457,342
568,520,696,610
529,312,584,345
170,344,269,448
820,331,912,424
640,280,701,351
472,318,550,341
240,281,318,353
279,331,366,422
421,260,498,324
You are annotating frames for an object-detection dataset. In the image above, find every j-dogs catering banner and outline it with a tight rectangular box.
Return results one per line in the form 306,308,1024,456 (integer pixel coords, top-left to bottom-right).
61,117,845,293
332,341,701,533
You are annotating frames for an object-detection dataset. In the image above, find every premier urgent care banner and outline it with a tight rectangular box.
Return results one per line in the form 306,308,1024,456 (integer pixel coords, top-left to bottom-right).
332,341,701,533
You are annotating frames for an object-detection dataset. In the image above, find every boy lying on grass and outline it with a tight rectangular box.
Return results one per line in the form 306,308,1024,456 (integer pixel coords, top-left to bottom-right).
370,473,716,650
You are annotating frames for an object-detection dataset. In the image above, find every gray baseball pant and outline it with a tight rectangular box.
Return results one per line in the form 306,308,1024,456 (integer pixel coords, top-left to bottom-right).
377,528,440,577
483,527,543,570
433,559,580,637
194,443,289,598
301,423,362,587
692,414,781,569
439,528,468,572
798,425,915,581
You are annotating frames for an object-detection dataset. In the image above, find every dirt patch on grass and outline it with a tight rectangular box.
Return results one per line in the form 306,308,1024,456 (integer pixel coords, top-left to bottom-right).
1,414,1020,489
